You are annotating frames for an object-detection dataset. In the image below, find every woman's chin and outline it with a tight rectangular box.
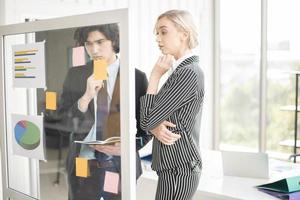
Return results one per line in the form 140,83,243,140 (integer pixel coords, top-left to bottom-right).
160,49,168,55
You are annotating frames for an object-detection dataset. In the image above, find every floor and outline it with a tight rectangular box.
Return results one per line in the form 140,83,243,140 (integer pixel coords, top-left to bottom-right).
40,146,69,200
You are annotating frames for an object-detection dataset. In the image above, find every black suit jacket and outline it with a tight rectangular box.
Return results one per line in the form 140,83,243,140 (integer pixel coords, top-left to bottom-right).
58,61,151,179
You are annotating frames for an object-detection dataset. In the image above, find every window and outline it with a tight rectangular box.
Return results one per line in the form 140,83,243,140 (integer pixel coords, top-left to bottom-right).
218,0,300,157
266,0,300,155
219,0,261,151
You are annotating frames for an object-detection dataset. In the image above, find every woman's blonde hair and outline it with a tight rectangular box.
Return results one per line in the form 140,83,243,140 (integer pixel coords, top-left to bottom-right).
157,10,199,49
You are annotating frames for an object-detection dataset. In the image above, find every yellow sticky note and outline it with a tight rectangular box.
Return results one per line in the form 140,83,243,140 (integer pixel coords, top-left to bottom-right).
93,59,108,80
46,91,57,110
75,157,90,178
103,171,119,194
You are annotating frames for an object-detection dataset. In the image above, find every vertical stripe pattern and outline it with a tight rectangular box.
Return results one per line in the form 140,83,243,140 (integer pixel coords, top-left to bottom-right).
155,164,201,200
140,55,204,171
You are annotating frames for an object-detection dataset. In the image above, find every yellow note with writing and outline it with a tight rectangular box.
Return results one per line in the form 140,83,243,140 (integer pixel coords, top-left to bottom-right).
46,91,57,110
93,59,108,80
75,157,90,178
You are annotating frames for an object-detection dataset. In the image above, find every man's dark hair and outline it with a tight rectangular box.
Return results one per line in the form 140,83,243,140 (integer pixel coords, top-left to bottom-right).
74,23,119,53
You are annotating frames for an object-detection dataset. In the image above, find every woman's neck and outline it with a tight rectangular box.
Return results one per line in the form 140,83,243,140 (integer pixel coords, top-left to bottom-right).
174,48,191,60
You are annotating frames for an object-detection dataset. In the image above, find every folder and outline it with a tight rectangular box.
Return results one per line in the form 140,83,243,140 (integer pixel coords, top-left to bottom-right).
256,176,300,193
258,188,300,200
140,154,152,162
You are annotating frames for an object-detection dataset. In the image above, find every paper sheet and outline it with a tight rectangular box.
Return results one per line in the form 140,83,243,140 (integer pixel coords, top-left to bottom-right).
12,41,46,88
12,114,46,160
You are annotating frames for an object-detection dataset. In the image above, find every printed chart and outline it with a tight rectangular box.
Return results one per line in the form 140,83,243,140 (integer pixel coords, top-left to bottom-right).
12,114,46,160
14,120,40,150
12,41,46,88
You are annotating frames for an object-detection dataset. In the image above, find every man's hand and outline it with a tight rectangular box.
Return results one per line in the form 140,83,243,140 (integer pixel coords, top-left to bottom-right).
78,74,103,112
90,142,121,156
84,74,104,101
150,121,181,145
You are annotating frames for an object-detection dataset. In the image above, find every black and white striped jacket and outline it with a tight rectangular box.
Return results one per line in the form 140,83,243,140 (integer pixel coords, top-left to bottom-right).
140,56,204,171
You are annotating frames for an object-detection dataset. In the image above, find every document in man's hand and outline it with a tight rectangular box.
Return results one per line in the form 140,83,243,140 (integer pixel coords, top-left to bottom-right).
75,136,121,145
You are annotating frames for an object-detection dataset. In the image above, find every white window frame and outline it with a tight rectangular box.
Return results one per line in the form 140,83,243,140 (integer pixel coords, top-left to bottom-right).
213,0,268,152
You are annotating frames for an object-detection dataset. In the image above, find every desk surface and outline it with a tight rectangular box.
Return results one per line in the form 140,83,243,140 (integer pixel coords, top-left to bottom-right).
137,149,300,200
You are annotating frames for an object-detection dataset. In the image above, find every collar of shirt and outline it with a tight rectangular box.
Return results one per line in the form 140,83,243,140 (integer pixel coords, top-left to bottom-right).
107,58,120,101
170,51,196,73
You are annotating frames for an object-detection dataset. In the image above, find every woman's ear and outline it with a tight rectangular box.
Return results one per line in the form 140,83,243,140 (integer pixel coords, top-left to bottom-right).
180,31,189,42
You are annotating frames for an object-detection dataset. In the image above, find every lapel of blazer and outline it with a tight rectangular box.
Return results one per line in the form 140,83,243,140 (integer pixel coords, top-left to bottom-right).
104,71,120,138
96,70,120,139
85,62,95,116
110,70,120,113
175,55,199,72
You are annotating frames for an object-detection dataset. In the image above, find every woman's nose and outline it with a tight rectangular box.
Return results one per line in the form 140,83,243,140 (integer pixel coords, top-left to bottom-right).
156,37,161,44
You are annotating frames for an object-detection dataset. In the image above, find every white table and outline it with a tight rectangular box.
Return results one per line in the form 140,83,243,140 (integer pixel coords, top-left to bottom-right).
137,149,300,200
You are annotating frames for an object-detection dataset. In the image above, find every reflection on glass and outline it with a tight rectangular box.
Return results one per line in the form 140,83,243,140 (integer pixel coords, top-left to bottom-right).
50,23,150,200
40,24,123,199
219,0,261,151
4,22,151,200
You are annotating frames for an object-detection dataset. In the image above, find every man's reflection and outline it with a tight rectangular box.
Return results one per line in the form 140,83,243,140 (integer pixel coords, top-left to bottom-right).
58,24,151,200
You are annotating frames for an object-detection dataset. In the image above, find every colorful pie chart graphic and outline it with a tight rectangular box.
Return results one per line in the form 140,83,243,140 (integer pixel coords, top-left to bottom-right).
14,120,40,150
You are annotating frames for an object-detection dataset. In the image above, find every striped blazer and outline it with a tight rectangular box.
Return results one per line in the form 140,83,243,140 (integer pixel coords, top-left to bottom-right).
140,55,204,171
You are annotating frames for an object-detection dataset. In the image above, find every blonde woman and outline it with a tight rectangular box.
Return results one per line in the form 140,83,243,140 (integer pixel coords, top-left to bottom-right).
140,10,204,200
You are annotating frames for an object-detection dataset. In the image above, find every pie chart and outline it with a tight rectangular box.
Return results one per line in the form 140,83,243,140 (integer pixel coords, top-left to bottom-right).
14,120,40,150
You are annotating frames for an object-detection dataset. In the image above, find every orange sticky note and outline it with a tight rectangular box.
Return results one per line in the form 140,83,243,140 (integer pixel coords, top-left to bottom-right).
72,46,86,67
103,171,119,194
46,91,57,110
93,59,108,80
75,157,90,178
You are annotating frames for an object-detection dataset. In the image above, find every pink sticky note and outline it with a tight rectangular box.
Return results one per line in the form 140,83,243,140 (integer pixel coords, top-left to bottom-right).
103,171,119,194
72,46,85,67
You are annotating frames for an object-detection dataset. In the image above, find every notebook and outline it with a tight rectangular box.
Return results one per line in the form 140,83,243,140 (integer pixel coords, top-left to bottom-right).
221,151,269,179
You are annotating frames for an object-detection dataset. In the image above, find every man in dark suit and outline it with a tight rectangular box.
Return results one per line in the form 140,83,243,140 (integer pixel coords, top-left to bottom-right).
58,24,151,200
